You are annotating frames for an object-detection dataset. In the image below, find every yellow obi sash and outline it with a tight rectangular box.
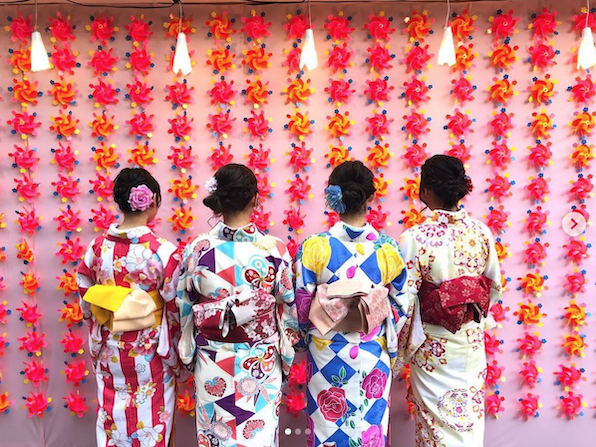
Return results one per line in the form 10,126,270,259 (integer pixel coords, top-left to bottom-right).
83,285,163,332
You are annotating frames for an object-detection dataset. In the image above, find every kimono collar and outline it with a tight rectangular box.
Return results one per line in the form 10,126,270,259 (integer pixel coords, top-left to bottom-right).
430,208,467,225
211,221,260,242
106,224,154,243
329,221,380,243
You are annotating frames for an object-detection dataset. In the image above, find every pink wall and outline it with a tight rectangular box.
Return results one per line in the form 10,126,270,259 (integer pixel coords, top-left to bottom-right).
0,1,594,445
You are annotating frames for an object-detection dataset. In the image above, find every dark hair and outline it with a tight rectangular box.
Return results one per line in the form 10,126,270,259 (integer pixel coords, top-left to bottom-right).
203,163,258,216
113,167,161,214
328,161,376,215
420,155,473,208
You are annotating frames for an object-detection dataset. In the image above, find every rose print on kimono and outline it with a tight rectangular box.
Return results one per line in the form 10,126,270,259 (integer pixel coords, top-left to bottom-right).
286,111,312,140
16,208,42,236
241,11,271,41
529,111,554,139
284,78,313,105
88,48,119,75
528,75,555,105
563,239,590,265
126,43,154,75
488,10,519,40
325,12,355,42
9,145,40,172
8,111,41,138
89,78,119,108
402,111,430,140
404,44,431,73
89,172,114,201
107,427,132,447
327,79,356,106
366,44,394,73
317,387,348,423
13,173,40,203
365,12,396,41
207,46,236,73
454,44,476,72
210,143,234,169
489,43,518,71
49,79,77,109
169,207,194,232
402,77,431,106
10,78,40,106
327,43,354,73
325,145,351,168
50,112,80,139
568,76,596,105
403,142,427,169
8,46,31,73
403,10,433,42
451,76,476,104
51,45,79,75
558,392,586,419
126,78,154,108
5,13,33,44
361,425,383,447
87,13,118,45
488,76,517,105
367,143,392,170
362,368,388,399
528,43,557,71
22,359,48,386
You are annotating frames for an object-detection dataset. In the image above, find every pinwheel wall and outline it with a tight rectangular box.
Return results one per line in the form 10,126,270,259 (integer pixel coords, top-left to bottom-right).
0,1,595,446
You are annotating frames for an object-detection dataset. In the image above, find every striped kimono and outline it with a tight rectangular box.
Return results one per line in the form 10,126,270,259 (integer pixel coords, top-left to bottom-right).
399,209,502,447
176,222,299,447
77,224,183,447
294,221,411,447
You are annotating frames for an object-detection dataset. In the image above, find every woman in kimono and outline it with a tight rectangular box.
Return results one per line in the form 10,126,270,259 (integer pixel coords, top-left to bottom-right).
176,163,299,447
77,168,184,447
399,155,502,447
294,161,410,447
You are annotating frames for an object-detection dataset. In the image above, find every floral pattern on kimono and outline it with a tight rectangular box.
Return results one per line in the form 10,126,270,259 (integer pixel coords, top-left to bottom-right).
176,222,299,447
399,209,502,447
77,224,184,447
294,221,409,447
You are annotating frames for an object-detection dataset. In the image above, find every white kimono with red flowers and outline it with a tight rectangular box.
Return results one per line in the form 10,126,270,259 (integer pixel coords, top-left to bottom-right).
77,224,183,447
400,209,502,447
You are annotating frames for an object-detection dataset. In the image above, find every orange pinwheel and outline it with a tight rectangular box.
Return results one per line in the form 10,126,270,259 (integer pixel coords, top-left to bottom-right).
373,175,390,199
488,77,517,104
403,10,434,42
401,177,420,201
91,142,119,170
528,76,555,105
206,11,236,42
562,333,587,357
169,207,195,232
326,112,353,139
49,79,77,109
570,144,594,169
401,207,426,229
489,44,518,70
284,78,313,105
11,77,40,106
518,272,547,297
325,145,351,167
530,112,554,139
50,112,80,139
366,143,392,170
454,44,476,71
563,301,588,330
286,111,312,140
245,79,270,107
570,109,596,137
515,302,546,326
207,47,235,73
128,142,157,167
169,178,198,203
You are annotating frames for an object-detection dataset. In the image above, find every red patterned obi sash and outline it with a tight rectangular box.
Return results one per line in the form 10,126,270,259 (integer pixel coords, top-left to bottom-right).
419,276,492,334
192,287,277,343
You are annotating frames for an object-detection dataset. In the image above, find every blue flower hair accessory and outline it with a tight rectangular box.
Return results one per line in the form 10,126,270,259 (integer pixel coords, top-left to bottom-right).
325,185,346,214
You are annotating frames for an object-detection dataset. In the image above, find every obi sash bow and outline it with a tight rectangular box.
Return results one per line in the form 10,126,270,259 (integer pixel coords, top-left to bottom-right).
83,285,163,333
192,287,276,342
310,280,390,336
419,276,492,334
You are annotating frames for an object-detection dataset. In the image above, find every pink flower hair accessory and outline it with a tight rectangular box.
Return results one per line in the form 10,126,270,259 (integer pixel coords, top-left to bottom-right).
128,184,154,211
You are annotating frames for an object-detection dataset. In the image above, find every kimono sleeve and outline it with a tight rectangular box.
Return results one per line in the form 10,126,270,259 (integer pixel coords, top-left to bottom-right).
395,230,426,372
273,243,299,377
155,241,189,381
175,243,199,371
482,226,503,329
